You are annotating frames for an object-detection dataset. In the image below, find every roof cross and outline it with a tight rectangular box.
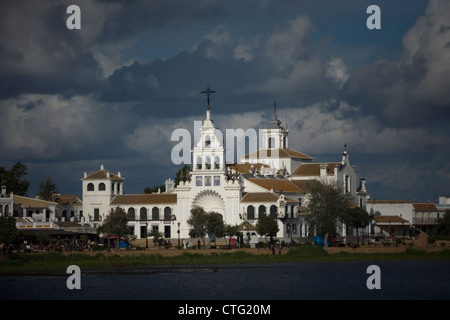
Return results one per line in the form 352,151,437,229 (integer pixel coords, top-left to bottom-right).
201,86,216,110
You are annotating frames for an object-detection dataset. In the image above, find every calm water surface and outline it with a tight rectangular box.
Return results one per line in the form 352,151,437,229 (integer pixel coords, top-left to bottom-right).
1,260,449,300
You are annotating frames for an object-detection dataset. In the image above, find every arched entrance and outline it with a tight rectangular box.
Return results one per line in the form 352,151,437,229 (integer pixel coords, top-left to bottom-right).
192,190,225,216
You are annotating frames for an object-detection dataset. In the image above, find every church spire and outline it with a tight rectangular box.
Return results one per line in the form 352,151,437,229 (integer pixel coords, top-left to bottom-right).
269,101,282,128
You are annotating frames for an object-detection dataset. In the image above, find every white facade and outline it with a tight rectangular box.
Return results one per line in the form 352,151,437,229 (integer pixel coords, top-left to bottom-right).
81,102,369,240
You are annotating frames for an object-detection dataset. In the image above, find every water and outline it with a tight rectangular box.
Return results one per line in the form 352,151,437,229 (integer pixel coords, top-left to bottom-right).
1,260,449,300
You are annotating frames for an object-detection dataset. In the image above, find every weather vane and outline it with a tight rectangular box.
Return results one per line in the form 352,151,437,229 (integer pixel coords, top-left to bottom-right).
200,86,216,109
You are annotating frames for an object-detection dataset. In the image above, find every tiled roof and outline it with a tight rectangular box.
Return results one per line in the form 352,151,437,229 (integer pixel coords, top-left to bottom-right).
13,195,58,208
292,162,340,176
227,163,269,174
413,203,438,211
83,169,124,181
110,193,177,205
373,215,409,223
246,177,304,193
243,148,313,160
53,194,82,206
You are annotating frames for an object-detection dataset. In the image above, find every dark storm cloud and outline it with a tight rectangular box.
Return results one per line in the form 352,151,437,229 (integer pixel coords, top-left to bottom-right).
343,0,450,129
0,0,225,99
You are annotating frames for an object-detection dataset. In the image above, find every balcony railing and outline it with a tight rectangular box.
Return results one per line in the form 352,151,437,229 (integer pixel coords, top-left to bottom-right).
413,218,438,225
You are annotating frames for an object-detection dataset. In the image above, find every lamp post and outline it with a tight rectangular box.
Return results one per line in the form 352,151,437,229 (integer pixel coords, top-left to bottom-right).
177,222,180,247
145,222,149,249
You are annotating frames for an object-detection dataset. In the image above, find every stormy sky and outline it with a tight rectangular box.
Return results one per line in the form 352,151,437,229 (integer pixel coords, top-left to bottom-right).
1,0,449,202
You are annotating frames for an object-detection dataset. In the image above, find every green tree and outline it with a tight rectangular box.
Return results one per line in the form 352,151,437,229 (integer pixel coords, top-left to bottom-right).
175,164,191,186
97,207,130,250
341,206,370,244
187,206,209,243
37,176,59,201
438,210,450,235
256,214,279,241
0,216,21,252
0,162,30,196
305,180,354,237
206,212,225,243
144,185,165,194
187,206,226,245
224,224,241,246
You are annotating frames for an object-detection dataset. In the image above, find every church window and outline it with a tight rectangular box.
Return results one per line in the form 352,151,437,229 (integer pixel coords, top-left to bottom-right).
205,156,211,169
164,207,172,221
269,205,277,218
214,156,220,169
205,135,211,148
99,183,106,191
283,136,287,148
127,207,135,220
258,205,266,218
152,207,159,220
94,208,100,221
140,207,147,221
196,176,203,186
87,183,94,191
196,156,202,170
247,205,255,219
268,137,274,149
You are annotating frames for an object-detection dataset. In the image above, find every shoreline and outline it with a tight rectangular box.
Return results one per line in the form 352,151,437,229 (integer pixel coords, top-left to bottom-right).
1,245,449,275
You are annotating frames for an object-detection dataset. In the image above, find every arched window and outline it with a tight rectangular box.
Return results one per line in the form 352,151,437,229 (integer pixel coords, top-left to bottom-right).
164,207,172,221
205,156,211,169
205,135,211,148
127,207,135,220
196,156,202,170
258,205,266,218
152,207,159,220
269,205,277,218
268,137,274,149
283,136,287,148
99,183,106,191
140,207,147,221
214,156,220,169
247,205,255,219
87,183,94,191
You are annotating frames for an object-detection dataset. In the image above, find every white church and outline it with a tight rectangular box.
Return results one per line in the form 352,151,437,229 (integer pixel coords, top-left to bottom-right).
81,94,369,241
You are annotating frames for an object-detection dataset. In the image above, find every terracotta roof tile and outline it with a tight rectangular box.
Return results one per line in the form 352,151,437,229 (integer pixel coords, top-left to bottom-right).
413,203,438,211
243,148,313,160
13,195,58,208
246,177,304,193
292,163,340,176
83,169,124,181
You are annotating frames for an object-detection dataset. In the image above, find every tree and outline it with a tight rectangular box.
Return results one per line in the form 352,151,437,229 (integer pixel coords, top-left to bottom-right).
97,207,130,250
144,185,165,194
187,206,226,245
175,164,191,186
305,180,354,238
37,177,59,201
341,206,370,244
224,224,240,246
438,210,450,235
187,206,209,243
206,212,225,244
0,216,20,252
256,214,279,241
0,162,30,196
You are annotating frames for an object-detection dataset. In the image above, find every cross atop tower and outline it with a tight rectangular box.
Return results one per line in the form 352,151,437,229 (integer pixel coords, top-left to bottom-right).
201,86,216,110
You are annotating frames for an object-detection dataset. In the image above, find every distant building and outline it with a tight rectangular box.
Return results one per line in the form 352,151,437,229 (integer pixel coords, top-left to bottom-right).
82,99,369,240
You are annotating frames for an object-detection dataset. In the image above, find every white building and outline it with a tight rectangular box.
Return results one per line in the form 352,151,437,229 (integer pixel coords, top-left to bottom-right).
81,99,369,241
